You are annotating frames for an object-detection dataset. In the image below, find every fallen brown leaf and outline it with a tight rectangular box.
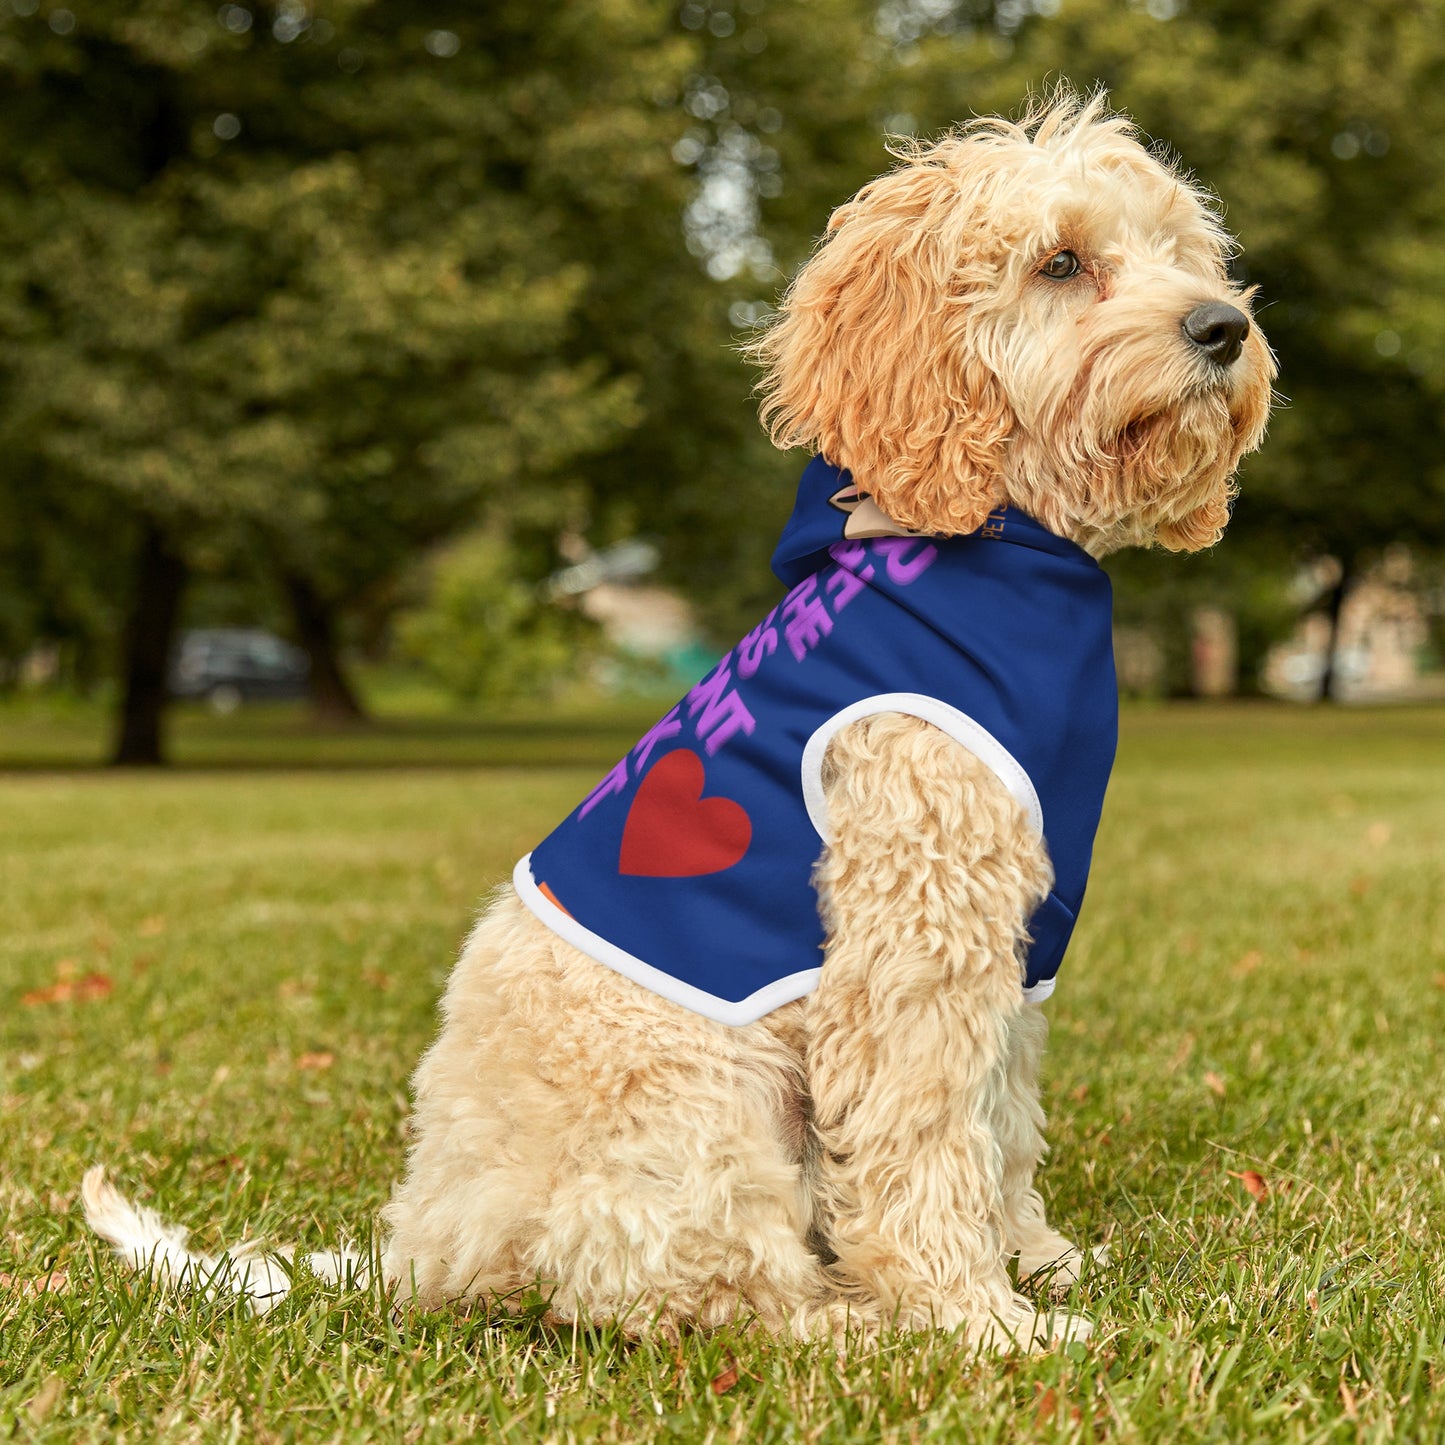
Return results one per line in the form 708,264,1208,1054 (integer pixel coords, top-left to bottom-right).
0,1268,70,1298
22,983,67,1006
21,973,113,1007
710,1359,739,1395
1228,1169,1268,1201
1204,1071,1227,1098
1232,950,1263,977
1034,1386,1058,1425
295,1051,334,1072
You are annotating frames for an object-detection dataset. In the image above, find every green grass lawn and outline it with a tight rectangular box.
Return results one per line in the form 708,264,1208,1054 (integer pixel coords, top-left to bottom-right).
2,702,1443,1442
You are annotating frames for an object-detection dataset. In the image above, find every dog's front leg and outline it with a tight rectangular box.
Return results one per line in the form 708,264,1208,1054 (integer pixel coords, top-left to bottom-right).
993,1003,1098,1290
806,713,1088,1350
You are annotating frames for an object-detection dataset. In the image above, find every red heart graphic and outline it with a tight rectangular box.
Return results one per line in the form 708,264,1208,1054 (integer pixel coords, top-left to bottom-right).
619,749,752,878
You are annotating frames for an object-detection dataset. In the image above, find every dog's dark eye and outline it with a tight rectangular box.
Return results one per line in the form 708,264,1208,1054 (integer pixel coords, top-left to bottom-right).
1041,250,1081,280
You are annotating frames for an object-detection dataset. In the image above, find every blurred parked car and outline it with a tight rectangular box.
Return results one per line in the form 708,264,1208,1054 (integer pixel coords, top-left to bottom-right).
169,629,310,713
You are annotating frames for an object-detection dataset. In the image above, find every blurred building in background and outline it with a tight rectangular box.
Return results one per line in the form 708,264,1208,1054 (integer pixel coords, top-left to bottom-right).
1262,550,1439,702
547,540,716,692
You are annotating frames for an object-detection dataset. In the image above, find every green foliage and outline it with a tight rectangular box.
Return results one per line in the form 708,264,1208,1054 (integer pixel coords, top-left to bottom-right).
0,455,133,687
5,0,1445,703
396,532,595,705
573,0,894,638
0,0,704,711
0,2,682,564
0,0,903,685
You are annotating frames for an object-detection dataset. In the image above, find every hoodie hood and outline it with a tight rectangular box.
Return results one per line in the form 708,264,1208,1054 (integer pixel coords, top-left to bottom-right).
771,455,1097,588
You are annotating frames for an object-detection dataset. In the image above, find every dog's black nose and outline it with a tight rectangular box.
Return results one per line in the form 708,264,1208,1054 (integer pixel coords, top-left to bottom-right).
1183,302,1250,367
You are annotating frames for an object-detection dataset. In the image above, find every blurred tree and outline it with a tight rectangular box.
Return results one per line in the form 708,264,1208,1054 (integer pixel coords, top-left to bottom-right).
0,0,922,749
396,528,596,705
0,451,130,692
1105,540,1300,697
545,0,893,638
7,0,1445,743
0,0,688,758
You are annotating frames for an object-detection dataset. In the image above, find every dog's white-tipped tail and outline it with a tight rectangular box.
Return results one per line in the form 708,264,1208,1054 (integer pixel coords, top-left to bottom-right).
81,1165,203,1280
81,1166,367,1315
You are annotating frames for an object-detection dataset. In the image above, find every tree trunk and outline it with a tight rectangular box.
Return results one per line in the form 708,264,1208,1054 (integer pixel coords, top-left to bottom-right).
1317,556,1355,703
283,572,366,723
111,522,187,766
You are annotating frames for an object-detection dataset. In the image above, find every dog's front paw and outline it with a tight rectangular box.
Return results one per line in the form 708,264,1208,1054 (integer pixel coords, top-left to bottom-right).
1017,1239,1109,1294
970,1295,1093,1353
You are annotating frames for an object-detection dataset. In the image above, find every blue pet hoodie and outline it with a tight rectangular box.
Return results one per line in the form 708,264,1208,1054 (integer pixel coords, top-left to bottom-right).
516,456,1118,1025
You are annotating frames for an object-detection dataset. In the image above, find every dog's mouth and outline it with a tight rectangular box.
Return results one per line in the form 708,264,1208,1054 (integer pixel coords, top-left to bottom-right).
1119,380,1241,453
1164,361,1247,412
1117,407,1204,461
1112,392,1238,494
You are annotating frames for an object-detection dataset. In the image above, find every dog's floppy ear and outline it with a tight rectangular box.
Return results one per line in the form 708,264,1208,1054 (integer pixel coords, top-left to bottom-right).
750,142,1012,536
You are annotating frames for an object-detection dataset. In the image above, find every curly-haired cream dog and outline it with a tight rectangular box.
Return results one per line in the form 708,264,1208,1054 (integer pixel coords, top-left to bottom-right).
85,92,1273,1350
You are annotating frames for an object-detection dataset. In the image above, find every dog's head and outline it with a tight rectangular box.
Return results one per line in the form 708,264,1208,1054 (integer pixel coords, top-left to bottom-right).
751,91,1275,554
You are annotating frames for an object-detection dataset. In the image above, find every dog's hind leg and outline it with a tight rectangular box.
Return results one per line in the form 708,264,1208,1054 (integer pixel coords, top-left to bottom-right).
805,713,1090,1350
514,992,834,1341
383,892,834,1339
